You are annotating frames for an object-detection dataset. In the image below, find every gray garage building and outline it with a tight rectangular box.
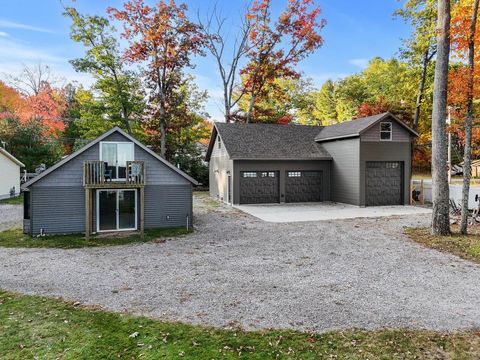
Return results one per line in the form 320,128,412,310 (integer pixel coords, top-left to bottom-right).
205,112,418,207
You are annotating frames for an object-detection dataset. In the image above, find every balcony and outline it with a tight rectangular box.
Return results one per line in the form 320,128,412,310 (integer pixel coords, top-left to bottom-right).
83,160,145,188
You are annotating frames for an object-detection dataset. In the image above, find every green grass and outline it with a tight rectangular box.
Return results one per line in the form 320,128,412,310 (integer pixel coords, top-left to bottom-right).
406,226,480,264
0,193,23,205
0,290,479,359
0,227,192,249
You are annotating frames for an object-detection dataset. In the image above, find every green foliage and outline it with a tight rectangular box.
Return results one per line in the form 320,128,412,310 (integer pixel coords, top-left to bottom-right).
309,79,337,125
0,193,23,205
1,289,479,359
64,7,145,135
0,227,191,249
0,117,62,171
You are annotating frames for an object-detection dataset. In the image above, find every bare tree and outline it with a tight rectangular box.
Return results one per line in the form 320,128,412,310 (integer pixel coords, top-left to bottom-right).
431,0,451,236
460,0,480,234
198,5,251,122
7,63,61,96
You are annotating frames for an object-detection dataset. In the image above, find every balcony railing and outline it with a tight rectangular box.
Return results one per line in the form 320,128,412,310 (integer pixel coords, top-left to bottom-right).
83,160,145,188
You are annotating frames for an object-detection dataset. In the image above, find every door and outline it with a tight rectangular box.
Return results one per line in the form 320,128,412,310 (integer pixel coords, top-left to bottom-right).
285,171,323,203
365,161,403,206
97,189,137,232
100,142,134,180
239,171,279,204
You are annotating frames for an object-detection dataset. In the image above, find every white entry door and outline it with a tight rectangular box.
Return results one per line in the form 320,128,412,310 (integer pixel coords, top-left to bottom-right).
97,189,137,232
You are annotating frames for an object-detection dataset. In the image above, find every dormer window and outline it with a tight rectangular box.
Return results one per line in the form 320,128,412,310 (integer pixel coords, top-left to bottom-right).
380,122,392,141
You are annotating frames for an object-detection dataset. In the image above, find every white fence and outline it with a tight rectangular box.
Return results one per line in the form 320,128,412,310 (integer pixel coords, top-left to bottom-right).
412,179,480,209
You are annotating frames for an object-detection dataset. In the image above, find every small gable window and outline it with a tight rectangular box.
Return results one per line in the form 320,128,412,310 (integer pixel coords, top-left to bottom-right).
218,137,222,149
380,122,392,140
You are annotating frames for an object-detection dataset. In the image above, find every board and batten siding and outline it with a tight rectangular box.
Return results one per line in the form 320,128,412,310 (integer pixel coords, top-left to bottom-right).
28,130,192,235
361,119,411,142
321,138,361,205
0,153,21,199
209,134,233,203
359,141,411,206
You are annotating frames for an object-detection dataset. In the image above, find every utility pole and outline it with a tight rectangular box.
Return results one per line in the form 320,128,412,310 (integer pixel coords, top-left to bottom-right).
447,106,452,184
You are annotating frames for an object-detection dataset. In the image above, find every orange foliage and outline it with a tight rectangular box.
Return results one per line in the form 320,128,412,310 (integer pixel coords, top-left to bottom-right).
0,81,66,134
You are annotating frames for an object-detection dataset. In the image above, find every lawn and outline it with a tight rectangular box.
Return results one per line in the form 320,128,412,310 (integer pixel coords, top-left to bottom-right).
0,227,191,249
405,226,480,264
0,290,479,359
0,193,23,205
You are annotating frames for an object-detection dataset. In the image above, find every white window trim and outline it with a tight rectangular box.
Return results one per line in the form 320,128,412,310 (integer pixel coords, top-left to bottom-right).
96,189,138,233
379,122,392,141
99,141,135,181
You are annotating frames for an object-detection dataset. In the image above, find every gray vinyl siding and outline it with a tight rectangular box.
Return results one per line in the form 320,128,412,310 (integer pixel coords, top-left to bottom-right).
361,120,411,142
209,135,233,203
28,130,193,235
321,138,361,205
144,184,193,228
233,160,331,205
360,141,411,206
31,186,85,235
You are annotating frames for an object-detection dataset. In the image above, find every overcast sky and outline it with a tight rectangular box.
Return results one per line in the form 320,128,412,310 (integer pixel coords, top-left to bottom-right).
0,0,411,121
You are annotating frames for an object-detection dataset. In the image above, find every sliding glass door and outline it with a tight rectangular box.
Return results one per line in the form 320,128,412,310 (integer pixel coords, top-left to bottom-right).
100,142,134,180
97,190,137,232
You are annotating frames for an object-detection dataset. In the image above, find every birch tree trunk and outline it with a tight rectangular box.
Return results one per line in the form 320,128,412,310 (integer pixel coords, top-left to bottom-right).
460,0,480,234
431,0,451,236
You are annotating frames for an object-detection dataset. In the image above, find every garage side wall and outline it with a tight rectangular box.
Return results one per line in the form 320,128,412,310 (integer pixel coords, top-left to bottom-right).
233,160,331,205
359,141,411,206
321,138,361,205
209,135,233,203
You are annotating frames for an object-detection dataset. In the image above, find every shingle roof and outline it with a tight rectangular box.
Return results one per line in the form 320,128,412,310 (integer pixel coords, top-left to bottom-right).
207,123,332,161
315,112,418,142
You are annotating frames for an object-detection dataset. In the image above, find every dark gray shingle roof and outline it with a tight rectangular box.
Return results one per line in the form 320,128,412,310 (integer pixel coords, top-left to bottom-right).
212,123,332,160
315,113,389,142
315,112,418,142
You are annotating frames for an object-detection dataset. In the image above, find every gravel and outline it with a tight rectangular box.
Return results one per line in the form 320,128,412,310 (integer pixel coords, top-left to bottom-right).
0,204,22,231
1,194,480,333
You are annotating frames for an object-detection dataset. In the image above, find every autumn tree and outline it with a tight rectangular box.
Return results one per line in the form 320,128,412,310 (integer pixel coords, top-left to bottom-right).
64,7,145,135
8,63,61,96
109,0,206,158
431,0,451,236
396,0,437,132
310,79,337,124
198,5,251,122
241,0,325,122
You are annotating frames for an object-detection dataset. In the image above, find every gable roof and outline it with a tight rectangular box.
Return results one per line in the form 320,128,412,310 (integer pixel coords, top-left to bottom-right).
0,147,24,167
315,112,418,142
205,122,332,161
23,127,198,189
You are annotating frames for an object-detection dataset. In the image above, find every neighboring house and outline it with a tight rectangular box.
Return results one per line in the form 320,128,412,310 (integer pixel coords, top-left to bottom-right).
0,147,24,200
205,112,418,207
22,127,197,236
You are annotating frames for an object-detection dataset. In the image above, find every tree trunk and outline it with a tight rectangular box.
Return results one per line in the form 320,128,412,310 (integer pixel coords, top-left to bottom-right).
413,49,430,133
246,91,255,123
431,0,451,236
460,0,480,234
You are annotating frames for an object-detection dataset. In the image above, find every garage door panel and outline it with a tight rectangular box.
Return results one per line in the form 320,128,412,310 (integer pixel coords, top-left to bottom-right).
240,171,279,204
366,161,403,206
285,171,323,203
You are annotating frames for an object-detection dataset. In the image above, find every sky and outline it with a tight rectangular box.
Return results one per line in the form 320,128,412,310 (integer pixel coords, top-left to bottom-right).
0,0,412,121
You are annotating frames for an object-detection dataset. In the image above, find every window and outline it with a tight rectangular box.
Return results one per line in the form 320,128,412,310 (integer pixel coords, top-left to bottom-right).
380,122,392,140
288,171,302,177
100,142,134,180
242,172,257,178
268,172,276,178
218,137,222,149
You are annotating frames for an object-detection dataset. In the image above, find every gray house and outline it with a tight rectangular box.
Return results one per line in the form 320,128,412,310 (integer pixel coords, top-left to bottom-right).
205,112,418,207
22,127,197,236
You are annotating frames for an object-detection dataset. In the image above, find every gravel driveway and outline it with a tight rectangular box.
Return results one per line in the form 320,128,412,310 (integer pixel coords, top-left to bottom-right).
0,203,22,231
1,194,480,333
